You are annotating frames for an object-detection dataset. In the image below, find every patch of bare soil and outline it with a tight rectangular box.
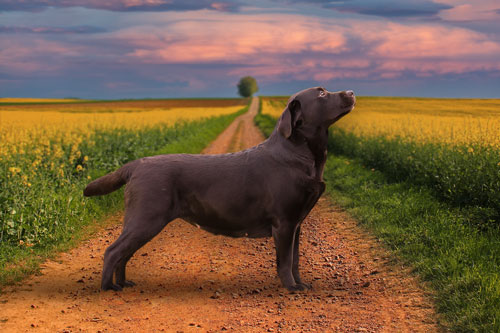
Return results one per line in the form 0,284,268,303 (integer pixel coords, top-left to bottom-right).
0,97,439,332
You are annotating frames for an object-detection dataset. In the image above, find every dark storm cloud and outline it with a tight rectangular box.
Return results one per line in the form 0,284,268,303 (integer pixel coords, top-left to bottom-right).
0,25,106,34
0,0,241,13
327,1,452,18
284,0,452,18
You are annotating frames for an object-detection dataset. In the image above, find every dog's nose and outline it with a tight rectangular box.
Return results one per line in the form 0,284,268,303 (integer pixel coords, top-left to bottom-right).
339,90,356,107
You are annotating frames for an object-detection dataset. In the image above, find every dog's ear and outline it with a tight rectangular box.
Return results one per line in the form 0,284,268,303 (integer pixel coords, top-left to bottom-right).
278,99,302,139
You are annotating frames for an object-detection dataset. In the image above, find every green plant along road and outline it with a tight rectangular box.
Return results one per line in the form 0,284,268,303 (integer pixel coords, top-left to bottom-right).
0,106,247,285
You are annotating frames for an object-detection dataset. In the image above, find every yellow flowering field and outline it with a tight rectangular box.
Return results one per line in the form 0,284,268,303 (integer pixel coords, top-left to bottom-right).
0,98,246,249
0,100,244,158
261,98,286,118
262,96,500,147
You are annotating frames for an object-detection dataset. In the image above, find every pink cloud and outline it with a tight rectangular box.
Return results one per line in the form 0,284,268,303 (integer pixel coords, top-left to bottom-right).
118,14,347,64
105,81,136,89
437,0,500,21
0,37,81,73
377,60,500,79
113,12,500,81
227,58,373,83
351,21,500,75
368,23,500,58
2,9,500,86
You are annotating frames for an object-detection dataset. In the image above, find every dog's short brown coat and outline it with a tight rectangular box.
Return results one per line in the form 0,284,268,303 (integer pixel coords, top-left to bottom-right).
84,87,355,291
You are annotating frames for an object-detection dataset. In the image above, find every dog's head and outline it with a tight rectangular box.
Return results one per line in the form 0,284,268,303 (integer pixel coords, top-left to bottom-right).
277,87,355,139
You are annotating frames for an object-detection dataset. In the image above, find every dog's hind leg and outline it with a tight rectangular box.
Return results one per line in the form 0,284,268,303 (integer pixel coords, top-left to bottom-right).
101,231,132,291
101,210,172,291
114,253,135,288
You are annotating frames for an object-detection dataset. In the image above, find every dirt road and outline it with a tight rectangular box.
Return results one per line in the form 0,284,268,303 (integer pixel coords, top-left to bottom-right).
0,97,439,332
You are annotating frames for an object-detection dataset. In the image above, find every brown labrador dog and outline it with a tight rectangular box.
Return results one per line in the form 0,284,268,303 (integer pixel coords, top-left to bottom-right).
84,87,355,292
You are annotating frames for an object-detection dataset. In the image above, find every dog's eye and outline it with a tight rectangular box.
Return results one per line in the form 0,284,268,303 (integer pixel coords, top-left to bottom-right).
319,90,326,97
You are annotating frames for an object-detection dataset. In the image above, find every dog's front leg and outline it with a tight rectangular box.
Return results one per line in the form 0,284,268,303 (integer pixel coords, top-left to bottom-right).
272,223,306,292
292,226,312,290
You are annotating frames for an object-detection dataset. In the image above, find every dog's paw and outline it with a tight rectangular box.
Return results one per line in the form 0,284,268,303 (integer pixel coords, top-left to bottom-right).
101,283,123,292
285,284,307,292
119,280,136,288
297,282,312,290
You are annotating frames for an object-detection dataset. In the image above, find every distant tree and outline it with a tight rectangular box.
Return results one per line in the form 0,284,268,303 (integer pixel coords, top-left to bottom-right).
237,76,259,98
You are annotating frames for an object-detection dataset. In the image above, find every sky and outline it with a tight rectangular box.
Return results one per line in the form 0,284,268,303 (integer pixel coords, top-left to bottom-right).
1,0,500,99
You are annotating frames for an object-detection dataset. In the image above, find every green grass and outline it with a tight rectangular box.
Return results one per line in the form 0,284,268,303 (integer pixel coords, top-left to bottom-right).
0,105,247,286
253,106,500,332
324,155,500,332
253,97,277,138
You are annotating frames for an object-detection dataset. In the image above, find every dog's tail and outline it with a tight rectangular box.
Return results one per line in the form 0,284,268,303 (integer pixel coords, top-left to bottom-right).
83,160,138,197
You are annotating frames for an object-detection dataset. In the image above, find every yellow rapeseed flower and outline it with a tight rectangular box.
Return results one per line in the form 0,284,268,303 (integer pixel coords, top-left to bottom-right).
0,103,242,160
9,167,21,174
262,97,500,147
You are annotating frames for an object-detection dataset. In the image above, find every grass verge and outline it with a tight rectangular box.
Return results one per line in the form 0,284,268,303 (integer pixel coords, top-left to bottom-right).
253,97,276,138
0,105,247,287
324,155,500,332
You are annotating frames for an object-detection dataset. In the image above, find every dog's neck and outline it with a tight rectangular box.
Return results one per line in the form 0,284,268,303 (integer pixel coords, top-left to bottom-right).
294,126,328,181
266,126,328,181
